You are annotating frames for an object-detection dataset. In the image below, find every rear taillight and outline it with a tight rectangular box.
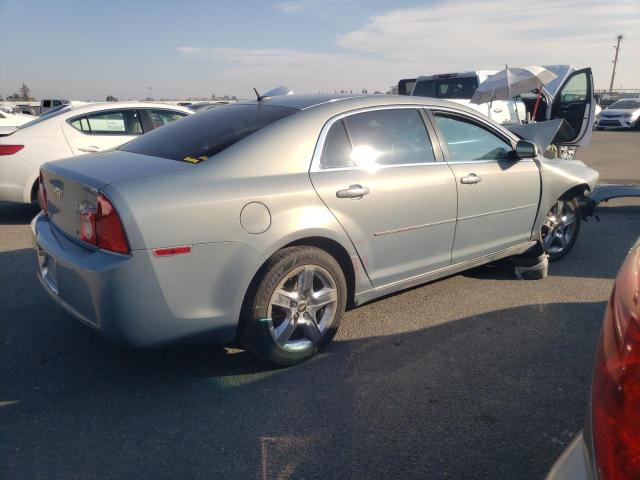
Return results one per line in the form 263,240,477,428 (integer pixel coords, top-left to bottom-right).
592,246,640,480
0,145,24,156
79,194,129,254
38,170,48,215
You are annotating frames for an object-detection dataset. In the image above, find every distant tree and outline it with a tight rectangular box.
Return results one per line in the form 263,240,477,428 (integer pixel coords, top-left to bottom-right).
18,82,33,101
7,93,20,101
231,95,237,101
144,97,154,101
105,95,118,102
211,93,216,99
0,93,3,101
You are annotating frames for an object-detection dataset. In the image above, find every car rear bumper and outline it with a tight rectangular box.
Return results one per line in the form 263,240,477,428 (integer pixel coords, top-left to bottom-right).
545,433,594,480
32,212,265,347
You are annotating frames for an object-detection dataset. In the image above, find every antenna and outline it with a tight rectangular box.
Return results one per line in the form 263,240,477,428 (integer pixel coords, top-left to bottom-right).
253,88,262,101
609,34,624,93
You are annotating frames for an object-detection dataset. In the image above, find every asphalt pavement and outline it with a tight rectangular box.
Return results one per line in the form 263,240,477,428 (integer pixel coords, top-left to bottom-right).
1,131,639,480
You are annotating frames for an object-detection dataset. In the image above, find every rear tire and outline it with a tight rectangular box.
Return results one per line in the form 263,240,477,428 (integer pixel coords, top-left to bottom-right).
239,246,347,366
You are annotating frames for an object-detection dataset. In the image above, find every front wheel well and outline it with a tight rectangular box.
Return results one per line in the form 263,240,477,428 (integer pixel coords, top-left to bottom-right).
283,237,356,307
559,183,590,201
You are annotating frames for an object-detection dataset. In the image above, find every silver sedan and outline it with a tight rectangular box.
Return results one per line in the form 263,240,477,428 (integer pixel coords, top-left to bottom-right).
32,95,598,365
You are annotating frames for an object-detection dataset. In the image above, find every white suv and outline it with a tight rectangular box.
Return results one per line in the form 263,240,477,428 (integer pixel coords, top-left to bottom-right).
411,71,527,124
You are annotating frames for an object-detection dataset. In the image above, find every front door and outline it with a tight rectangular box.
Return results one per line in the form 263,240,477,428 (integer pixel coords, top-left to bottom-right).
549,67,595,148
310,107,458,288
429,110,540,263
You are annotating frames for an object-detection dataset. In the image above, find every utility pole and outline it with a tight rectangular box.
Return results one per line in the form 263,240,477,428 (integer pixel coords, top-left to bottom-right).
609,34,624,93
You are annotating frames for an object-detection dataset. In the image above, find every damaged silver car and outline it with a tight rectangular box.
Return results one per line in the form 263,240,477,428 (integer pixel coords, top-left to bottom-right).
33,94,598,365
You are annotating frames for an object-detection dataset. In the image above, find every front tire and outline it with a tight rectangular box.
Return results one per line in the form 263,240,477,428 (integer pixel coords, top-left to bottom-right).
541,199,581,261
239,246,347,366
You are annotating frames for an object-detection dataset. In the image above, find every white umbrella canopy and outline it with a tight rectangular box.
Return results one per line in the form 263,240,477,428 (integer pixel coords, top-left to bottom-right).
470,66,558,105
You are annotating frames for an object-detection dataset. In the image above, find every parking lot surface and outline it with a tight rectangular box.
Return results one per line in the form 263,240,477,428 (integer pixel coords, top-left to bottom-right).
1,131,639,479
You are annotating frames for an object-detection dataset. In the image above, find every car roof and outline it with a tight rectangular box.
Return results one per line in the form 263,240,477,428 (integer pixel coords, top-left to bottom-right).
244,93,480,112
65,102,194,115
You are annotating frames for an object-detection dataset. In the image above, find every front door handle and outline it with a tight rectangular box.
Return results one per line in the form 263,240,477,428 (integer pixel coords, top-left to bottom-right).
336,184,370,199
78,146,100,153
460,173,482,185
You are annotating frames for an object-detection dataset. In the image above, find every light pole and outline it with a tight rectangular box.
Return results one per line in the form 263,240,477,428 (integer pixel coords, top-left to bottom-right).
609,34,624,94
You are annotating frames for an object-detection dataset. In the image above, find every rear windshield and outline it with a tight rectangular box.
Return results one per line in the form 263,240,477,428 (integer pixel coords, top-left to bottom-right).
412,76,479,99
120,103,297,162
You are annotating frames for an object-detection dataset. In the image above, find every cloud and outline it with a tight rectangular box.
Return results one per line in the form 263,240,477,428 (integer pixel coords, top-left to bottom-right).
275,1,317,14
335,0,640,87
178,0,640,93
274,0,354,14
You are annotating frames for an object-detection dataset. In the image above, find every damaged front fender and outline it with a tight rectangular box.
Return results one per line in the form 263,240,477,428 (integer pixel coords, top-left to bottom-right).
533,157,599,241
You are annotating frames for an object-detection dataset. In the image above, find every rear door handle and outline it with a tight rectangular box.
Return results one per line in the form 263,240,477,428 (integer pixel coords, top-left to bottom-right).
78,146,100,153
336,184,370,199
460,173,482,185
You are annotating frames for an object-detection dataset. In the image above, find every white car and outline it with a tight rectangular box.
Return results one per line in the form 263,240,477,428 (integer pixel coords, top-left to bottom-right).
594,98,640,130
0,110,36,136
0,102,193,204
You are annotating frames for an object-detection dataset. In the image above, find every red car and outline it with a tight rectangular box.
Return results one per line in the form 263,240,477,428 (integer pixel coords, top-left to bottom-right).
547,238,640,479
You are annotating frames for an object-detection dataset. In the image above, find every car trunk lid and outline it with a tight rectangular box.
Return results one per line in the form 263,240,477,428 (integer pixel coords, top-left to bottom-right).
41,150,186,241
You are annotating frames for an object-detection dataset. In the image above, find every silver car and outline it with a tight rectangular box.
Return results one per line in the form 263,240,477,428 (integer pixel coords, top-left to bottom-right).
32,95,598,365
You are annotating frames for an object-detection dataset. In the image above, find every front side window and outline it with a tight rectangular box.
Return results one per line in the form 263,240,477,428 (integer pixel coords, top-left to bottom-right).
147,109,188,129
434,114,512,161
559,72,587,104
71,110,143,135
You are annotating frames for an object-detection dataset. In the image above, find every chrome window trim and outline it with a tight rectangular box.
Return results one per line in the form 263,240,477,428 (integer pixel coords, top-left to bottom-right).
310,104,443,173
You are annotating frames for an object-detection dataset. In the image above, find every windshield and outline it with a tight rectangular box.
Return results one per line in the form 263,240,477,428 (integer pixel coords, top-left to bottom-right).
608,100,640,110
18,105,72,129
120,103,297,162
413,76,479,99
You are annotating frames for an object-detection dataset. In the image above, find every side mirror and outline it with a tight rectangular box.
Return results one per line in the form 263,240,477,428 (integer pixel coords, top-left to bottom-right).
514,140,538,159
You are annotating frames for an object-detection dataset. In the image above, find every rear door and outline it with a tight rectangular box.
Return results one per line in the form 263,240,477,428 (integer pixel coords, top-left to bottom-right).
549,68,595,148
310,107,458,288
62,109,144,155
428,109,540,263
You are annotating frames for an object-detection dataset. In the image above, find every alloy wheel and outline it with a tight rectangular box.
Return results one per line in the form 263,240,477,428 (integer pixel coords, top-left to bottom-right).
541,200,578,256
267,264,338,352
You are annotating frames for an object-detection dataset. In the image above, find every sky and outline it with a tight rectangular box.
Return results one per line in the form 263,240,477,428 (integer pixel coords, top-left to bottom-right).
0,0,638,101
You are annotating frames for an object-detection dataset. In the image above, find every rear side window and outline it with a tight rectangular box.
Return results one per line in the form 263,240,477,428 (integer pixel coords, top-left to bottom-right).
70,110,143,135
120,104,296,162
147,109,188,129
321,109,435,169
321,120,354,168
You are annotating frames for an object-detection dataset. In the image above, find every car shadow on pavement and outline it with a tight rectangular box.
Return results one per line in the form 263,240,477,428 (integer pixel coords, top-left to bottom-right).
0,202,40,225
1,245,605,480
